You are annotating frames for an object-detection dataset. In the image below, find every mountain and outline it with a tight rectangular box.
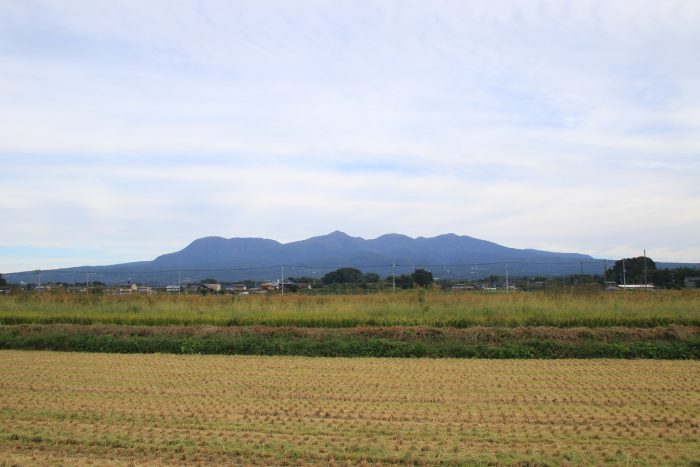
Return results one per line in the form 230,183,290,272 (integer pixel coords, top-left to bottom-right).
4,231,620,285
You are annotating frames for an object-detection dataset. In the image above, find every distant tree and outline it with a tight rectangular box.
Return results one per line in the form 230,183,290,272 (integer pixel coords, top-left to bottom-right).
287,276,324,288
0,274,6,286
651,267,700,289
411,269,433,288
607,257,656,284
321,268,364,285
651,268,676,289
321,270,339,285
200,278,220,284
395,274,414,289
363,272,380,283
288,276,315,284
487,275,502,287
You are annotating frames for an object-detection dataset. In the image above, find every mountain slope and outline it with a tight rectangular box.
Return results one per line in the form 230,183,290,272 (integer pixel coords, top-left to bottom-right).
4,231,612,284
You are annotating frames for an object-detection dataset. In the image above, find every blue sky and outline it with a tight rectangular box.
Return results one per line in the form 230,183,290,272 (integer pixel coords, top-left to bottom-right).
1,0,699,272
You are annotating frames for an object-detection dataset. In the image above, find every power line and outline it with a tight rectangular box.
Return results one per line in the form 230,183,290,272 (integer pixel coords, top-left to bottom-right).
6,258,698,279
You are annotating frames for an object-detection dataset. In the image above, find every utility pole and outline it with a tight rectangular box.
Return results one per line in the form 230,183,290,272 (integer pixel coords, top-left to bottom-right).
505,263,509,293
603,259,607,282
281,266,285,295
392,262,396,293
644,249,648,290
178,270,181,295
622,259,626,288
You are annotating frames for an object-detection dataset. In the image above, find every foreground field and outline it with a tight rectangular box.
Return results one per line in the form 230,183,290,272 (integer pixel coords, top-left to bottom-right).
1,351,698,465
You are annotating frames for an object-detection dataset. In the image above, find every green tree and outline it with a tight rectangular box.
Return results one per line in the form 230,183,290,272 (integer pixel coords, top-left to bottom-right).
321,268,364,285
0,274,6,286
411,269,433,288
651,267,700,289
651,268,676,289
607,257,656,284
395,274,414,289
363,272,380,283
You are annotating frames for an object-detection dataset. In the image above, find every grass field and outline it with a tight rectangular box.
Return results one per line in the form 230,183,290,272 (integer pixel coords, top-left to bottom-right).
2,289,700,328
0,350,698,465
2,290,699,357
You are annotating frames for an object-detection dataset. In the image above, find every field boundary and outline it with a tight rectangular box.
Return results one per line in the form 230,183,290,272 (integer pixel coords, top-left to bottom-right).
1,324,698,359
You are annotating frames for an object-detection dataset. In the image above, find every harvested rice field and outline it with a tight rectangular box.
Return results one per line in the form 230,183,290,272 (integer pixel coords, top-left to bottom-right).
0,351,698,466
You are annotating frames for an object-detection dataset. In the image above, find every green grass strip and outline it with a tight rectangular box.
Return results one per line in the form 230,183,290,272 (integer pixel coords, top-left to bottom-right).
0,325,697,359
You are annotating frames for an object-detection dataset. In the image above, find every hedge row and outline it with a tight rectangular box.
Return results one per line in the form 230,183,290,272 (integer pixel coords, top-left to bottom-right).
0,327,697,359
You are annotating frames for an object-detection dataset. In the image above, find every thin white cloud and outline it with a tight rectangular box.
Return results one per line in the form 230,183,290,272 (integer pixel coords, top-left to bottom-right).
0,1,699,271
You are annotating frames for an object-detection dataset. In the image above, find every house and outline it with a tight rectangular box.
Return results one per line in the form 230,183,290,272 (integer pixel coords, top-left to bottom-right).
138,286,156,294
117,283,139,294
225,284,247,294
280,280,300,293
259,282,278,293
684,277,700,289
197,283,221,295
165,285,181,293
524,281,545,290
0,286,12,295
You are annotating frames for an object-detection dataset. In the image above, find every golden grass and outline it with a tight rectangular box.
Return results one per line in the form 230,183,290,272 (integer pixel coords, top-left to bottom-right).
2,288,700,327
0,351,698,465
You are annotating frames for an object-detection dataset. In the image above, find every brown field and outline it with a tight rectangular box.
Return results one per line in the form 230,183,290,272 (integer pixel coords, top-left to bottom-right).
0,351,698,466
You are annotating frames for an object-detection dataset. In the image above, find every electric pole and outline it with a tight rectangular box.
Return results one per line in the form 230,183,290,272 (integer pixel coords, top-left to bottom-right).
644,249,648,289
603,259,607,283
505,263,509,293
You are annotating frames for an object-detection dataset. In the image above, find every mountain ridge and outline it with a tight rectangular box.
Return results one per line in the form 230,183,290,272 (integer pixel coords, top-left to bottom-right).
4,231,617,284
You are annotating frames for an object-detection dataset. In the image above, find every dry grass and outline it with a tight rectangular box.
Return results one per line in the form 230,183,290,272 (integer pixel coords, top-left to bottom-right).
1,350,698,465
6,322,700,342
2,288,700,328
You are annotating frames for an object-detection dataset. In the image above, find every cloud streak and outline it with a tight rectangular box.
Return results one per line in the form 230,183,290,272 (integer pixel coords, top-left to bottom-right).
0,1,699,271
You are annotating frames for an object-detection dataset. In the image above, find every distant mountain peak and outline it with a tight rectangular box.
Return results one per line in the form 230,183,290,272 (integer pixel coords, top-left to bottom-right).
327,230,351,237
376,233,412,240
5,231,609,283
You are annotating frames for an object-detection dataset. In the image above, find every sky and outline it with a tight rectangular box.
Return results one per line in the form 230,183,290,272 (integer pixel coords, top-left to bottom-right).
1,0,699,273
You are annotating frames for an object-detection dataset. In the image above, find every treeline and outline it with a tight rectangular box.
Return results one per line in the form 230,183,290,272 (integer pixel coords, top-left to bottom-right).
605,257,698,288
292,258,697,291
6,257,697,293
287,267,434,291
